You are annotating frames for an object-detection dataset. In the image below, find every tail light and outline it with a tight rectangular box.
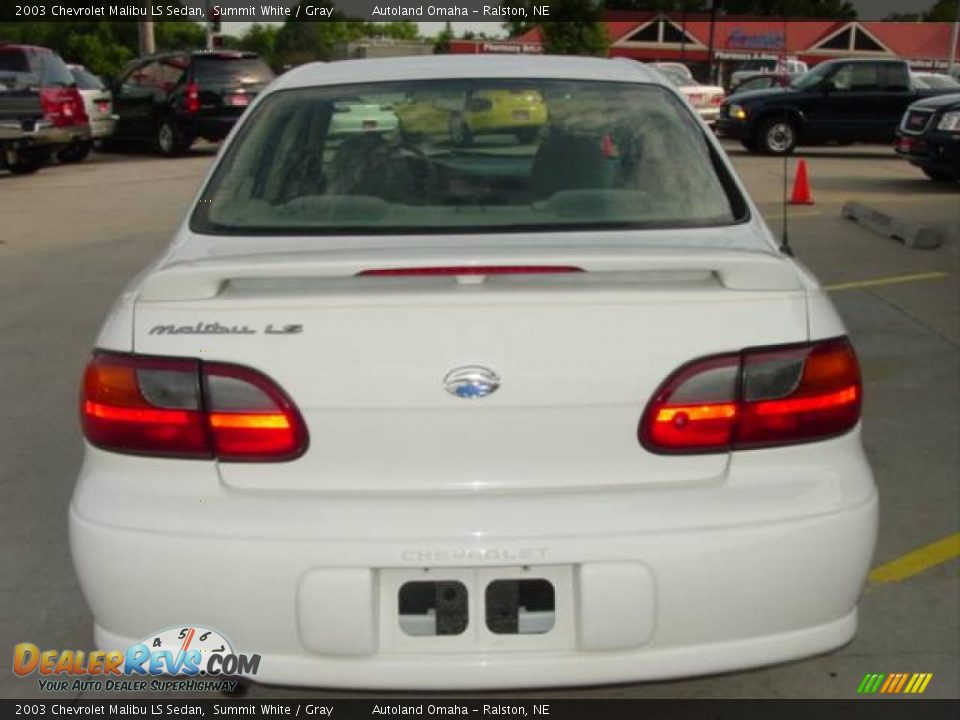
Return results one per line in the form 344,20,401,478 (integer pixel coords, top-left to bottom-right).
711,94,726,105
640,337,861,454
40,87,88,127
81,352,308,462
186,83,201,113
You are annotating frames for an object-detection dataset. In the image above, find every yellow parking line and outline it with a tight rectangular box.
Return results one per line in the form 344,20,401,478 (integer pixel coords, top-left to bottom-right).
825,272,948,292
870,533,960,584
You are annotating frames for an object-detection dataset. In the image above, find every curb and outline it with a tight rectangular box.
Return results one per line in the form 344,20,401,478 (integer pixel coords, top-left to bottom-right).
841,201,944,250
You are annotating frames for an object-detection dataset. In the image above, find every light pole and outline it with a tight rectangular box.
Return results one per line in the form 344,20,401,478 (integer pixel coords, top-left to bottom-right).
949,0,960,76
138,20,155,57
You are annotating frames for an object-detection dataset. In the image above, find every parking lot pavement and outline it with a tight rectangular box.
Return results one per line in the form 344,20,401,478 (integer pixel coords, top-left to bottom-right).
0,144,956,700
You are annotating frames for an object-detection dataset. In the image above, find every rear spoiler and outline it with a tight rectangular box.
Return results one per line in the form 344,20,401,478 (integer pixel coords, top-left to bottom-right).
137,247,803,302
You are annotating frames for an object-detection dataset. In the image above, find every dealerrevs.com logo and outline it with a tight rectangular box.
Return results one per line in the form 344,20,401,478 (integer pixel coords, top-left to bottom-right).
13,626,260,693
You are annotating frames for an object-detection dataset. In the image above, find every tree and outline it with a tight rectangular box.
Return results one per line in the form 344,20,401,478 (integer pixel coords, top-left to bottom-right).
434,21,454,54
922,0,960,21
501,0,539,37
541,0,610,55
238,23,280,66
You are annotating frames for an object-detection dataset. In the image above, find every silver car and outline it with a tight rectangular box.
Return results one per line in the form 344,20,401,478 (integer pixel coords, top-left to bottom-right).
61,64,116,162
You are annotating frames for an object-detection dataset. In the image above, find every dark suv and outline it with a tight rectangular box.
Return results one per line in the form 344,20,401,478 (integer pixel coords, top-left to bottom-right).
110,50,274,156
896,94,960,183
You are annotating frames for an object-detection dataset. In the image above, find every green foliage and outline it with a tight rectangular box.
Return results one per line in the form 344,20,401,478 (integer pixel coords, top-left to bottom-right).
434,21,454,54
0,20,203,78
237,23,280,63
922,0,960,22
541,1,610,55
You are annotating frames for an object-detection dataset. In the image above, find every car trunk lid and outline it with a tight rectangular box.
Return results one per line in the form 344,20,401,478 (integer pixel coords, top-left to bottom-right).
133,247,808,493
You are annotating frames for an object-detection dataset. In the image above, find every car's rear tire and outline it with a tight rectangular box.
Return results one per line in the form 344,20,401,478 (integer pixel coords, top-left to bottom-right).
3,152,45,175
921,167,959,183
57,141,91,164
757,117,798,156
156,117,189,157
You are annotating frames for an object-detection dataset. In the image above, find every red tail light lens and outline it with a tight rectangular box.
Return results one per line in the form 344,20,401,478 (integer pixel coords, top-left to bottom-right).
186,83,201,113
640,337,861,454
40,87,87,128
711,94,726,105
81,352,307,462
357,266,583,277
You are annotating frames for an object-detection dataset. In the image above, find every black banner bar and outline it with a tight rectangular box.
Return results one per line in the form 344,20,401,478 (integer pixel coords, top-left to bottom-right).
2,699,960,720
0,0,941,23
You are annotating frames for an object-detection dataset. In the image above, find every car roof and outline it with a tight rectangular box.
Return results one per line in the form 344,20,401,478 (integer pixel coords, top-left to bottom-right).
273,55,665,92
0,43,52,53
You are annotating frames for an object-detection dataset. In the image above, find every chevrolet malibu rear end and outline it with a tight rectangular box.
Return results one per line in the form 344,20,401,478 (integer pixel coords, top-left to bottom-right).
70,56,877,690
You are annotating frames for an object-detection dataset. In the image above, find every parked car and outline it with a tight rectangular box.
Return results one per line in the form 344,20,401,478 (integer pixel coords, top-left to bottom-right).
729,72,799,95
396,87,547,145
650,62,695,82
718,58,958,155
910,72,960,90
896,93,960,182
328,98,399,136
729,56,808,89
0,43,89,173
72,55,876,690
109,50,274,156
656,64,725,126
59,64,116,163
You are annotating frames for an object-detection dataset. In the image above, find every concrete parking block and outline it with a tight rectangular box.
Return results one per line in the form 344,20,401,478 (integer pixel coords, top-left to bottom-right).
842,201,945,250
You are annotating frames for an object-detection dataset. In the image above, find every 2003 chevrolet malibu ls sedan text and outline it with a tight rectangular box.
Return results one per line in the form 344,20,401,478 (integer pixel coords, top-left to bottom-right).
70,55,878,690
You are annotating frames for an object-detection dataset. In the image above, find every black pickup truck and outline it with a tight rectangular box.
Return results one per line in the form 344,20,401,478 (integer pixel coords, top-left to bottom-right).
0,44,89,174
718,58,956,155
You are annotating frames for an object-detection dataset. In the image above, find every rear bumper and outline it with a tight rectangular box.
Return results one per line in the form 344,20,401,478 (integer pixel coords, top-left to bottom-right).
0,120,88,150
89,116,117,140
180,113,240,142
70,435,878,689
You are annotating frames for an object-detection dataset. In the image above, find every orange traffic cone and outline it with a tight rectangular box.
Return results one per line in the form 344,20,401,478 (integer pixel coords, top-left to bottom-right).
789,159,814,205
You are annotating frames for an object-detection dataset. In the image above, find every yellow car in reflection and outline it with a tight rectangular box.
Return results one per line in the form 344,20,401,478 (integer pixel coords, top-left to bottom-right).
396,89,547,145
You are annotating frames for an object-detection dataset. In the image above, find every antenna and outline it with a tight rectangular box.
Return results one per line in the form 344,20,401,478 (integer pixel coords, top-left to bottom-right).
779,13,793,257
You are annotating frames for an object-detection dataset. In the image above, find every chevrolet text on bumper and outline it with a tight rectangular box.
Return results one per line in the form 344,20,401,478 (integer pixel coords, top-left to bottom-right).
71,55,878,690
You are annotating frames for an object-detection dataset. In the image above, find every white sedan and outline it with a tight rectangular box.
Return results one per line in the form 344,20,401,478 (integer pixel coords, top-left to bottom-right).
71,55,876,690
655,65,726,125
328,98,399,136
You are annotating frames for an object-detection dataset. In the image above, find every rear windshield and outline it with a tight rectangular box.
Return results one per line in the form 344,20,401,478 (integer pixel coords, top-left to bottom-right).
70,66,105,90
193,55,274,84
0,48,73,89
192,80,746,234
193,79,743,235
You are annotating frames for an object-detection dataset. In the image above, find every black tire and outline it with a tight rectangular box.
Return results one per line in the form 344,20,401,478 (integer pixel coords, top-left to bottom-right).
757,117,798,156
4,154,44,174
921,167,960,183
57,141,91,164
449,113,472,147
514,127,540,144
156,117,189,157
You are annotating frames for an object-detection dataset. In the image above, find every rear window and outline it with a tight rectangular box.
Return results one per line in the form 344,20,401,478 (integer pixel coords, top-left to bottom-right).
70,66,105,90
36,50,74,87
192,79,744,236
192,54,274,84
